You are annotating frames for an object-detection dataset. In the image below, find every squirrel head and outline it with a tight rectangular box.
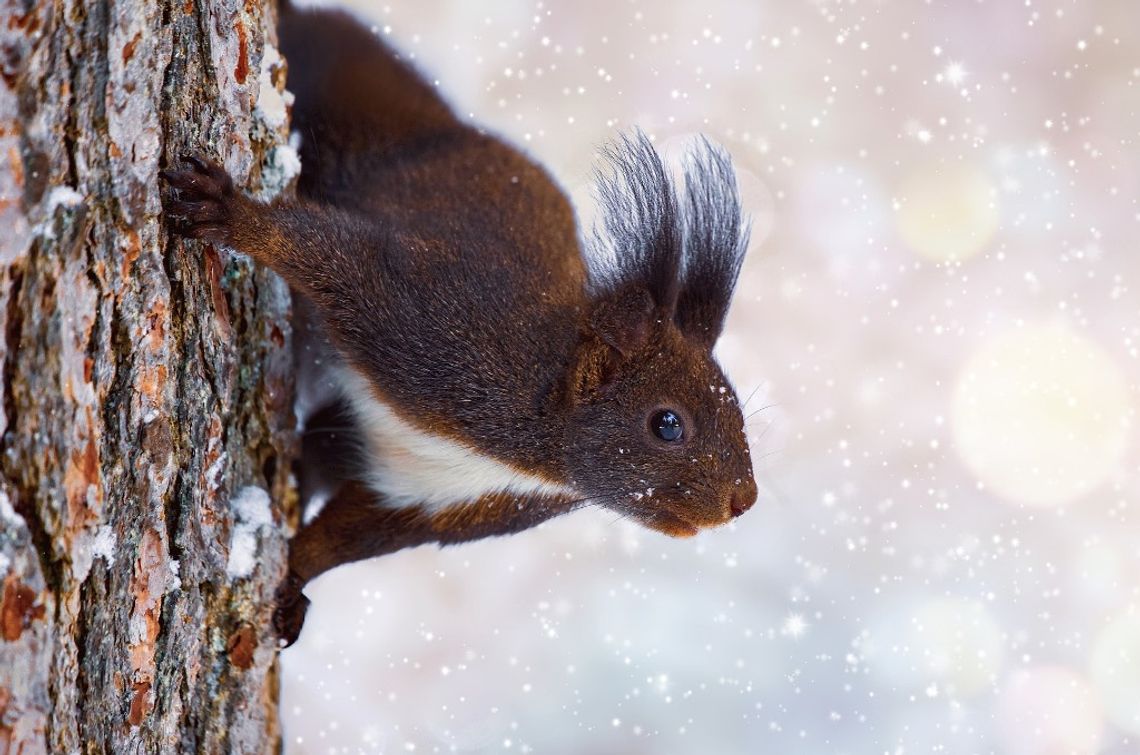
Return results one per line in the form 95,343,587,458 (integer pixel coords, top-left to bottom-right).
561,132,757,536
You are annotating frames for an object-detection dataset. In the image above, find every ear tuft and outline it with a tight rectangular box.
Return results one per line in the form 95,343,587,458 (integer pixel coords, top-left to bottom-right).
674,139,751,350
586,131,750,352
586,130,683,313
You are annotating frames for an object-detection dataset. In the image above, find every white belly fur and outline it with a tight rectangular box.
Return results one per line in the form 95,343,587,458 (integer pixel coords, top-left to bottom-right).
338,368,575,513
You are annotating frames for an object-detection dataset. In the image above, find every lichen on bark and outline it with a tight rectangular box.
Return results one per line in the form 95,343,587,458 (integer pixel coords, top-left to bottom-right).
0,0,297,752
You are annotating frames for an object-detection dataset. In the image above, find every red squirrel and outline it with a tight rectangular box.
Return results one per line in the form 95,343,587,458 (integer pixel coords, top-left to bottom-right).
161,2,757,646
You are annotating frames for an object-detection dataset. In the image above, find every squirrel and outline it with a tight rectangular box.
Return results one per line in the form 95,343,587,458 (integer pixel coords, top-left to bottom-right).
161,1,758,646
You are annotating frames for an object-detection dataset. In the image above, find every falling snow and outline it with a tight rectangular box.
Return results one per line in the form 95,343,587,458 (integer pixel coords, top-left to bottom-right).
281,1,1140,754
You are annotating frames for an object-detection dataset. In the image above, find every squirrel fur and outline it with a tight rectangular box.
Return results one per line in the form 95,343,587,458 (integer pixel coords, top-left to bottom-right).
161,1,758,646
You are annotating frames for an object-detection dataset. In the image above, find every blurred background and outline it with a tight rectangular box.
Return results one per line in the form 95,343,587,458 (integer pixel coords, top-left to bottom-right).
281,1,1139,752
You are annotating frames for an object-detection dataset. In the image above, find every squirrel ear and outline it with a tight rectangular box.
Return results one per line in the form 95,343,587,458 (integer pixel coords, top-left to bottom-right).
566,336,621,404
565,288,653,404
589,287,654,357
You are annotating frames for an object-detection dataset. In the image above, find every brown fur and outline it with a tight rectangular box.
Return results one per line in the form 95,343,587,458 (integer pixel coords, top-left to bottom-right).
162,4,757,646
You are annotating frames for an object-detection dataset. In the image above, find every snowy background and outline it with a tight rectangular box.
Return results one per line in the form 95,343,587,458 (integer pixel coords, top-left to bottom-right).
280,1,1140,753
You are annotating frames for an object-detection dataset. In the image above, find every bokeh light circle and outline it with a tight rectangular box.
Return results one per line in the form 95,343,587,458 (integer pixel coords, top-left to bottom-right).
868,597,1006,696
912,597,1005,696
896,162,999,262
951,323,1131,507
1090,612,1140,736
997,667,1103,755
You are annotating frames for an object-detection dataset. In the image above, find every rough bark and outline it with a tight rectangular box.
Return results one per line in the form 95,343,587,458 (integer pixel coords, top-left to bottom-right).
0,0,296,752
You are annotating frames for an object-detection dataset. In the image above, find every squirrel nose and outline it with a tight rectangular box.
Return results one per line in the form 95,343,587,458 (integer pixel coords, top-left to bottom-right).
729,479,758,518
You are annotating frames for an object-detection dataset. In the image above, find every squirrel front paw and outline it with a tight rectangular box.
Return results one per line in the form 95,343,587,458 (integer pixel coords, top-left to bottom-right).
273,570,311,648
159,154,239,244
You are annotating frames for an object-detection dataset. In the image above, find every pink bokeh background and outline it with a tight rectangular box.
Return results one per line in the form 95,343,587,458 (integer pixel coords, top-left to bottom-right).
282,2,1140,752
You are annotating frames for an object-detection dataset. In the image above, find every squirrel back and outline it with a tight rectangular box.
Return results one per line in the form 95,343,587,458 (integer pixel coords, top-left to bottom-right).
279,2,588,479
279,2,456,203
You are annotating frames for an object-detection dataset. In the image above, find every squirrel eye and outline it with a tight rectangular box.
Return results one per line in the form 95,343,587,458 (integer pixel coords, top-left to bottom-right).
651,410,684,442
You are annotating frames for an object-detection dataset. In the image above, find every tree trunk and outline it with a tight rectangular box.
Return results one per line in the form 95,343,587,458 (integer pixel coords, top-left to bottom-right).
0,1,296,752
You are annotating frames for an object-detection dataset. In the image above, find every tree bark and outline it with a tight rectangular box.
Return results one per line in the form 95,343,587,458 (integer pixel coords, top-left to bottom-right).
0,1,296,752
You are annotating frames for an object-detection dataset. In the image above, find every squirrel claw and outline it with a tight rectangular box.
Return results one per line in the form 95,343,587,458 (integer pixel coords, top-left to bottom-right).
159,154,237,243
179,153,233,187
273,571,310,648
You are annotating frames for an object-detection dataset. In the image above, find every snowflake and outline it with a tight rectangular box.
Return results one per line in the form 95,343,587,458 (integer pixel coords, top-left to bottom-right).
782,614,809,639
943,62,967,85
